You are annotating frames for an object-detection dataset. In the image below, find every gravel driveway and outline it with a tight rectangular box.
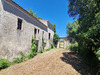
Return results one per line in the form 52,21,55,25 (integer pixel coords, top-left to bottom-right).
0,49,87,75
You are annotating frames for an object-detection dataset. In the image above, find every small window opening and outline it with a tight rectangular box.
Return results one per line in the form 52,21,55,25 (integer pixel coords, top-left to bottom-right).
49,33,51,39
17,18,22,30
34,28,37,39
38,29,40,34
34,28,37,34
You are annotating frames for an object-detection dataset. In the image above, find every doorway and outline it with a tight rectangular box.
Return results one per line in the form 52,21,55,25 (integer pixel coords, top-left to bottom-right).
59,39,64,48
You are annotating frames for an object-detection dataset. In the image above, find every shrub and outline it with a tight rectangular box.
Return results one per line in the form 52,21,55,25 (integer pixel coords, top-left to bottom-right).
66,45,70,50
12,52,26,64
96,48,100,67
27,50,37,59
0,58,11,70
27,36,37,59
12,58,22,64
53,24,59,48
46,48,51,51
20,52,26,61
38,47,43,53
70,42,79,53
53,33,59,47
38,50,43,53
51,43,54,49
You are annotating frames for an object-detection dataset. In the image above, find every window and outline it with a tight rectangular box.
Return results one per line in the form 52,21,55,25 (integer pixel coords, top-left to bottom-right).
38,29,39,34
34,28,37,34
34,28,37,39
17,18,22,30
49,33,51,39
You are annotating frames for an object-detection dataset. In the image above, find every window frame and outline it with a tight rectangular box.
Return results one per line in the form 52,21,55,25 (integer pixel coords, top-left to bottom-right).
49,33,51,40
17,18,22,30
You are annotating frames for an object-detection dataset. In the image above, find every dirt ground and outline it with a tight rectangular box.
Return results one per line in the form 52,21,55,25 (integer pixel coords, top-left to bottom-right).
0,49,89,75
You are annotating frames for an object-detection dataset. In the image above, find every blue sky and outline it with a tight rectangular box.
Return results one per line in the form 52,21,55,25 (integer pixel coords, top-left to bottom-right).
13,0,75,37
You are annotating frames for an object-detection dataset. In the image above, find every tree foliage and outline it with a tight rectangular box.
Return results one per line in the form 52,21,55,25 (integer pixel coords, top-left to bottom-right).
67,0,100,74
28,9,42,20
53,24,59,47
53,24,56,33
53,33,59,47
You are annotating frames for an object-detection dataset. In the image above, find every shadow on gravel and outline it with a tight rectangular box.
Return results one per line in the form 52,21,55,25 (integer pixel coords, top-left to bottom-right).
60,52,91,75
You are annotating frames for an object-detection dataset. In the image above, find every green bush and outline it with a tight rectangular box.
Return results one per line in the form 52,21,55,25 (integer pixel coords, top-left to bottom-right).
51,43,54,49
0,36,37,70
53,33,59,47
66,45,70,50
70,42,79,53
27,50,37,59
20,52,26,61
27,36,37,59
12,58,22,64
53,24,59,48
96,48,100,67
12,36,37,64
38,50,43,53
12,52,26,64
46,48,51,51
38,47,43,53
12,57,25,64
0,58,11,70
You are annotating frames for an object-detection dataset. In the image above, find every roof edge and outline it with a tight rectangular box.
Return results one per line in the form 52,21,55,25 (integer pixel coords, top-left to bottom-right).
47,21,54,28
6,0,47,28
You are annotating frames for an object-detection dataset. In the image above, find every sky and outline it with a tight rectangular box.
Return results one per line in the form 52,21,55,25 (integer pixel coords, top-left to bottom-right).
13,0,75,37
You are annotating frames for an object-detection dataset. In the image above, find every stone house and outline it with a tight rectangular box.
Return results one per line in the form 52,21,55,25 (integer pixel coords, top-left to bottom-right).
0,0,54,61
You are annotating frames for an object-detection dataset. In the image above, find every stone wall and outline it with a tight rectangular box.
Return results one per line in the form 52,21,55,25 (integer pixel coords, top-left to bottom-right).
0,0,53,61
39,20,54,49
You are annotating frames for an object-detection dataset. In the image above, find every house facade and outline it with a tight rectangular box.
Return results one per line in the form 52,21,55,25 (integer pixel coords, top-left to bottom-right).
0,0,54,61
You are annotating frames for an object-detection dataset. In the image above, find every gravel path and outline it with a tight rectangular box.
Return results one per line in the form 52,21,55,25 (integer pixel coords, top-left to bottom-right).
0,49,87,75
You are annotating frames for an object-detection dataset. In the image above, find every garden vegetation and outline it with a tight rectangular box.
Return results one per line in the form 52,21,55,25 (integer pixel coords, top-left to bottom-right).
67,0,100,74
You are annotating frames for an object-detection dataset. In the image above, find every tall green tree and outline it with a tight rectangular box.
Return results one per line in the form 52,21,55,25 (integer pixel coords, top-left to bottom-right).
53,24,59,47
33,13,37,18
29,9,34,15
67,20,79,43
53,24,56,33
67,0,100,74
28,9,42,19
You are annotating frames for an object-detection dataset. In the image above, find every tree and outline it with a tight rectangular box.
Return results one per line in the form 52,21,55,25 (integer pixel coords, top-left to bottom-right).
28,9,42,19
29,9,34,15
67,20,79,43
67,0,100,74
66,21,71,36
33,13,37,18
53,24,56,33
53,24,59,47
53,33,59,47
